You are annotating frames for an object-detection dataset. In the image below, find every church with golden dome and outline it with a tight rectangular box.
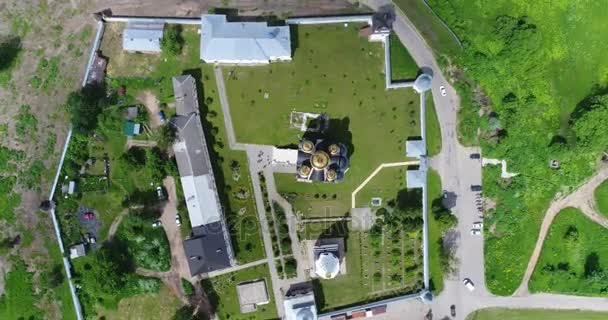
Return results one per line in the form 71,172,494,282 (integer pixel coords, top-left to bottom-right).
296,139,349,183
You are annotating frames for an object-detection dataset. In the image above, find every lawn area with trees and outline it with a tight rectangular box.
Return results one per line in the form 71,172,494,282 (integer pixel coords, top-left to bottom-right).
529,207,608,296
201,264,277,320
594,180,608,218
467,308,608,320
416,0,608,295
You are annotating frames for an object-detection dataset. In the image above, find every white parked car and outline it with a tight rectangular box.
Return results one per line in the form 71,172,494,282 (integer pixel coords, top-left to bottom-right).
470,229,482,236
472,222,483,229
152,220,162,228
440,86,447,97
463,278,475,291
175,214,182,226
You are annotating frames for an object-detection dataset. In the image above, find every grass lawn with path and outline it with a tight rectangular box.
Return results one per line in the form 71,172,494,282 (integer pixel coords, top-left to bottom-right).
529,207,608,296
594,179,608,217
226,24,426,217
201,264,278,320
95,285,182,320
467,308,608,320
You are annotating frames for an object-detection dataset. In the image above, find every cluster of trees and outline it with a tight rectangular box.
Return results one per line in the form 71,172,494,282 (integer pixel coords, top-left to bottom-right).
65,84,109,133
376,189,423,232
160,24,184,56
117,212,172,271
0,36,21,73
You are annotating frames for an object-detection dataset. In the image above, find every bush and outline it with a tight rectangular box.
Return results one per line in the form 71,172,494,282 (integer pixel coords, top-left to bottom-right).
160,24,184,56
181,278,195,296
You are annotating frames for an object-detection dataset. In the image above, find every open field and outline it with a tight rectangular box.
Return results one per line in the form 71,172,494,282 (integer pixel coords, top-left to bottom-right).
529,207,608,296
201,264,277,320
95,285,183,320
594,180,608,218
389,33,419,81
467,308,608,320
355,166,406,208
425,0,608,295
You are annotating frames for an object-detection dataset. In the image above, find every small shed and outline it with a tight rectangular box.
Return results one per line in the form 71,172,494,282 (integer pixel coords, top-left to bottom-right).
126,106,139,120
124,121,141,136
68,181,76,194
69,243,86,259
122,22,164,53
87,51,107,85
236,280,270,313
406,140,426,159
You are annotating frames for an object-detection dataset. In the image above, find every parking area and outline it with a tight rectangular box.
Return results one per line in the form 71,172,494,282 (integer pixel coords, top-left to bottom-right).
78,205,102,247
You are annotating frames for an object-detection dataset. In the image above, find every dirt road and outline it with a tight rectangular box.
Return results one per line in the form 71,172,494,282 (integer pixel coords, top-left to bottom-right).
514,165,608,296
137,91,162,128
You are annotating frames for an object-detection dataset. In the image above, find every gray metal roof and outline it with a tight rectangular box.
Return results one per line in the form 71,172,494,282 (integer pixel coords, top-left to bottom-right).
173,75,200,115
200,14,292,63
122,22,164,52
414,73,432,93
406,169,425,189
183,222,232,275
406,140,426,158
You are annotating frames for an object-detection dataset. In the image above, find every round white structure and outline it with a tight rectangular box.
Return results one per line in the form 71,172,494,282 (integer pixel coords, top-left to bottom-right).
296,308,315,320
315,252,340,279
413,73,433,93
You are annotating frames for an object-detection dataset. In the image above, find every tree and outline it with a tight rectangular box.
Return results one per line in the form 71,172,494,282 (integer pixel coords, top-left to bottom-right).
65,84,108,133
0,36,21,71
160,24,184,56
157,125,176,150
172,306,208,320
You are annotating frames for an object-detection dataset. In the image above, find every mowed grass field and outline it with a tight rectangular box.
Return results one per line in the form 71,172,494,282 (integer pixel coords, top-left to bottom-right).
95,285,182,320
529,207,608,296
227,24,425,217
467,308,608,320
594,180,608,218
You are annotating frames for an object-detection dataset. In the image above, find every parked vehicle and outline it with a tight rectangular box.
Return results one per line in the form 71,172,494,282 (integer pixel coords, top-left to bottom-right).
440,86,447,97
450,305,456,317
470,185,482,192
470,229,482,236
175,214,181,226
83,212,95,219
152,220,162,228
157,186,166,200
470,153,481,159
463,278,475,291
473,222,483,229
88,234,96,244
158,111,166,123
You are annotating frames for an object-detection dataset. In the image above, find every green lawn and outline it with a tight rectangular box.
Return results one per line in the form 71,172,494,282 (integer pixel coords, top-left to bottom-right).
467,308,608,320
227,24,422,216
355,166,406,208
201,264,277,320
594,180,608,217
425,93,442,157
529,207,608,296
0,259,43,319
426,0,608,295
95,285,183,320
389,33,419,81
393,0,462,56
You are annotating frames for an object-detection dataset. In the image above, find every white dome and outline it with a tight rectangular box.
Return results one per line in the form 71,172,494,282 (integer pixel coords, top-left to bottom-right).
296,308,315,320
315,252,340,279
414,73,432,93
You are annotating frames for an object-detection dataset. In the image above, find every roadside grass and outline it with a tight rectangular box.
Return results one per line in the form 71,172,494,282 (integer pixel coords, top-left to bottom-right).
594,180,608,217
389,33,419,81
355,166,406,208
427,168,445,294
425,93,442,156
201,264,277,320
44,235,78,320
95,285,182,320
428,0,608,295
467,308,608,320
226,24,422,216
0,259,43,319
529,207,608,296
392,0,462,56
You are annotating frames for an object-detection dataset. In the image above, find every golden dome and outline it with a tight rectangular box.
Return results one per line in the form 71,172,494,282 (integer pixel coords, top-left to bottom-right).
326,169,337,181
299,165,311,177
328,144,339,155
311,151,330,169
301,140,314,153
